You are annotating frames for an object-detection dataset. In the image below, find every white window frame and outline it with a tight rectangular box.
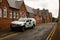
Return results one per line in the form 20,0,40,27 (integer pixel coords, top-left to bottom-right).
20,12,22,18
0,8,2,17
14,11,16,18
4,7,7,18
20,11,26,18
23,12,27,18
10,10,12,18
17,13,18,19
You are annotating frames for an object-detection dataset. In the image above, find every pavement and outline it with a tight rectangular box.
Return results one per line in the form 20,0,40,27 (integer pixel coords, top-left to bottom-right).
0,23,56,40
51,22,60,40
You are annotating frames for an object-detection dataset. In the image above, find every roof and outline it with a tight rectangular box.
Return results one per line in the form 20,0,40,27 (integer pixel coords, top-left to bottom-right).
7,0,23,9
49,12,52,17
33,9,39,14
15,1,23,9
25,5,34,13
39,10,42,15
40,9,49,17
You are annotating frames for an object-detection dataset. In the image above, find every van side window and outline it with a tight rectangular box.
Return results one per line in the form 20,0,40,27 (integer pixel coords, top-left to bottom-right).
26,20,29,22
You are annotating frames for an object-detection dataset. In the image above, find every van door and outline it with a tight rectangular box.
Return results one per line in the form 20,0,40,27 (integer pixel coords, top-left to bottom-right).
25,20,32,27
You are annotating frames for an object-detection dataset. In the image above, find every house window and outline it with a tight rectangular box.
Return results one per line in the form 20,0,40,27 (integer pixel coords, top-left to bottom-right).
16,12,18,19
10,10,12,18
4,7,7,18
20,12,23,18
0,0,2,2
20,11,26,18
17,13,18,19
0,8,2,17
23,12,27,18
14,11,16,18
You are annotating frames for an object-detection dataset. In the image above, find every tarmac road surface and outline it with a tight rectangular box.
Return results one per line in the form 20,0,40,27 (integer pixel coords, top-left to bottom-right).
0,23,56,40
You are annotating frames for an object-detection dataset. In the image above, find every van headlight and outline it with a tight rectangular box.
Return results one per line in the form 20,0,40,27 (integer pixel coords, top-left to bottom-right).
20,24,23,26
19,24,24,26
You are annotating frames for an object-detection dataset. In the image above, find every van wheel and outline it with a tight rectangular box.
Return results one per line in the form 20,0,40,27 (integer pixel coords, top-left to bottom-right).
33,24,35,27
10,27,14,31
22,27,25,32
31,24,35,29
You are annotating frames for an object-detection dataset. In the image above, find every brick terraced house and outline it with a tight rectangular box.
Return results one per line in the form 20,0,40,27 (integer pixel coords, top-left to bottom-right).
33,9,42,24
25,5,34,18
48,12,52,22
25,6,52,24
0,0,27,31
25,6,42,24
0,0,52,31
40,9,52,23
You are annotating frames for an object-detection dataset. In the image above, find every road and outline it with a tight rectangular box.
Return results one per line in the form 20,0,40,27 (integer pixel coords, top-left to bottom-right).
0,23,56,40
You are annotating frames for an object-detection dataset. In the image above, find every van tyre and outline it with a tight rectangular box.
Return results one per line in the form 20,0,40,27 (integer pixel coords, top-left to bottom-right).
31,24,35,29
10,27,14,31
22,26,26,32
33,24,35,27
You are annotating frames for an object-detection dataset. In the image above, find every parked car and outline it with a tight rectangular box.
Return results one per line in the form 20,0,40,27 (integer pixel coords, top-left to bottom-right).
10,18,36,31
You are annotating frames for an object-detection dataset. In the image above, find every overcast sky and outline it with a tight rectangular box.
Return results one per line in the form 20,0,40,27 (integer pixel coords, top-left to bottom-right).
18,0,59,18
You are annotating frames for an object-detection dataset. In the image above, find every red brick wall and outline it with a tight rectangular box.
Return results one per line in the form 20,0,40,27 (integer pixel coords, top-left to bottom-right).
33,14,42,24
0,18,12,30
45,16,51,23
0,0,10,31
0,1,27,31
18,2,27,18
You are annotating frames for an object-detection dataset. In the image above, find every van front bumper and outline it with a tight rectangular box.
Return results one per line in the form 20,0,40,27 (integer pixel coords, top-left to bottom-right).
10,24,24,31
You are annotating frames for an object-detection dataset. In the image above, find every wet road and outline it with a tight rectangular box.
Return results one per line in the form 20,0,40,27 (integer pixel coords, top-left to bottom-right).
0,23,56,40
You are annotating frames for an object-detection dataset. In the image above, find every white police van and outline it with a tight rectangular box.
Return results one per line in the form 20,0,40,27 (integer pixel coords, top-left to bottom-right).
10,18,36,31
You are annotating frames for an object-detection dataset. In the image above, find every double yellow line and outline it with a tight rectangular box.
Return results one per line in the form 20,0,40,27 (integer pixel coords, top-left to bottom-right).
46,24,57,40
